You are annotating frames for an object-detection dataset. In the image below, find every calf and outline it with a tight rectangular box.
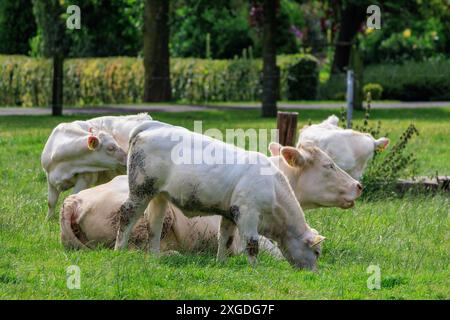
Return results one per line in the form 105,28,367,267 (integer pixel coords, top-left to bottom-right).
60,141,360,258
298,115,389,180
269,141,362,209
114,121,325,270
41,114,152,219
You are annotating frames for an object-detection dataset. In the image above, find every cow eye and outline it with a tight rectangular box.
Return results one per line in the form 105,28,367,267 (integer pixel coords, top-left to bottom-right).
323,163,335,170
107,145,116,152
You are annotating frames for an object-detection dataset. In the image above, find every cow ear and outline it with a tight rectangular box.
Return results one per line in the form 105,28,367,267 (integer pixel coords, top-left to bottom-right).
375,137,389,152
87,135,100,150
304,232,326,247
268,142,282,156
280,146,305,168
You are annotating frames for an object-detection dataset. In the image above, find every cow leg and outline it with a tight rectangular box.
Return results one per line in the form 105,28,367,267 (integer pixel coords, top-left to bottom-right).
46,183,60,220
235,208,260,266
72,174,94,194
114,196,150,251
146,195,168,255
216,217,237,263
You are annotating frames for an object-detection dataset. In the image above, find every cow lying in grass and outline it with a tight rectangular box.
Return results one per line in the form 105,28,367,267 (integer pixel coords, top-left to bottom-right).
61,141,361,260
108,121,361,270
41,114,151,219
298,115,390,180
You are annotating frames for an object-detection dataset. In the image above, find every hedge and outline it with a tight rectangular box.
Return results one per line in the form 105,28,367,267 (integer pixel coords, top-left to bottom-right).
0,54,319,107
318,58,450,101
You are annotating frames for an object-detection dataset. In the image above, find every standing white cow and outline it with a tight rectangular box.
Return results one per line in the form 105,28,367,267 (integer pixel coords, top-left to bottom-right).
298,115,389,180
41,114,152,219
60,141,361,257
115,121,326,270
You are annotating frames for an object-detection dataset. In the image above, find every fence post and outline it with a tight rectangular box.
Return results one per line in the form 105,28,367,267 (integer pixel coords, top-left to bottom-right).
277,111,298,146
346,69,354,128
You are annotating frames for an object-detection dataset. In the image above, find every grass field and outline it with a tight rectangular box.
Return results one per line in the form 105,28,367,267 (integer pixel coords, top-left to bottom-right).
0,107,448,299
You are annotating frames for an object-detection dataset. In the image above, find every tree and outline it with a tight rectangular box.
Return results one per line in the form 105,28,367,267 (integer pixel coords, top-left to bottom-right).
32,0,67,116
331,1,366,73
0,0,37,54
143,0,172,102
261,0,278,117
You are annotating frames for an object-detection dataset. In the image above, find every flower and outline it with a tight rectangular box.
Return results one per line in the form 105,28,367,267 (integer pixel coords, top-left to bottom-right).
290,25,304,41
403,28,412,38
365,27,375,35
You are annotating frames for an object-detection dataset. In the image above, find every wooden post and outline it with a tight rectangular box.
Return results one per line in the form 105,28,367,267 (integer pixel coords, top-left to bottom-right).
277,111,298,146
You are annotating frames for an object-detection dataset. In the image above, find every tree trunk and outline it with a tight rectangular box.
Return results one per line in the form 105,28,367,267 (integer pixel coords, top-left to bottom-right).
143,0,171,102
261,0,278,117
51,53,63,116
331,3,365,73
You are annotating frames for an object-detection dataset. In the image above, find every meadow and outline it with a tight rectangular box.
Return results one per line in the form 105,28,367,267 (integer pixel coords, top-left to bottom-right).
0,107,448,299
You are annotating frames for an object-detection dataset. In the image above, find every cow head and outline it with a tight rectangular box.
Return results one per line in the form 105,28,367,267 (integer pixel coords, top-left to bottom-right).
269,141,362,209
87,130,127,168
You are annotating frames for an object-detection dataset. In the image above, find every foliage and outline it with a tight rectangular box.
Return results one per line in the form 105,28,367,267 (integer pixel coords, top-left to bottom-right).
170,0,306,59
170,0,254,59
358,1,449,64
0,54,318,106
319,58,450,101
31,0,68,57
364,59,450,101
362,124,420,196
286,55,319,100
339,96,420,196
363,83,383,100
29,0,144,58
0,0,37,55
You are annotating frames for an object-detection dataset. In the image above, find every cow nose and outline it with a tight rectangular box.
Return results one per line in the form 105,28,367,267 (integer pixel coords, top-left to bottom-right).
356,183,363,195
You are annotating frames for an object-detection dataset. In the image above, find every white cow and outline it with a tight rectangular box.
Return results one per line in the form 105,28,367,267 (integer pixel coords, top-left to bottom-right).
60,141,361,258
41,114,152,219
298,115,389,180
114,121,326,270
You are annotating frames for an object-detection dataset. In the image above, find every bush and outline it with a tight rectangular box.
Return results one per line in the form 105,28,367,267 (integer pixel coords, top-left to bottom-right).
363,83,383,100
319,59,450,101
362,124,419,196
0,54,319,107
286,55,319,100
339,100,420,197
364,59,450,101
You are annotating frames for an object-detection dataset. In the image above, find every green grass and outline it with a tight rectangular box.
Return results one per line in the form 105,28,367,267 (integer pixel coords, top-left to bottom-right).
0,107,449,299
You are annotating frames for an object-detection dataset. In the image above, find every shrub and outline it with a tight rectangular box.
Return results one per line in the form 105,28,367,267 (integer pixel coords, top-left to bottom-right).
362,124,419,196
286,55,319,100
0,54,319,106
339,97,420,197
319,58,450,101
364,59,450,101
363,83,383,100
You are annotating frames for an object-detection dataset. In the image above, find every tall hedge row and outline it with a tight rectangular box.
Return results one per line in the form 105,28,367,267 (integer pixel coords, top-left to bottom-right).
0,54,318,107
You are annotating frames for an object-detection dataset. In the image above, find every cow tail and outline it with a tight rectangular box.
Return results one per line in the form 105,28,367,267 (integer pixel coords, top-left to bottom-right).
60,196,89,250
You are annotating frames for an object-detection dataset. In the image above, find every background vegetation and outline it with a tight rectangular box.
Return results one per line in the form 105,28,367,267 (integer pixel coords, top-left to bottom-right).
0,0,448,106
